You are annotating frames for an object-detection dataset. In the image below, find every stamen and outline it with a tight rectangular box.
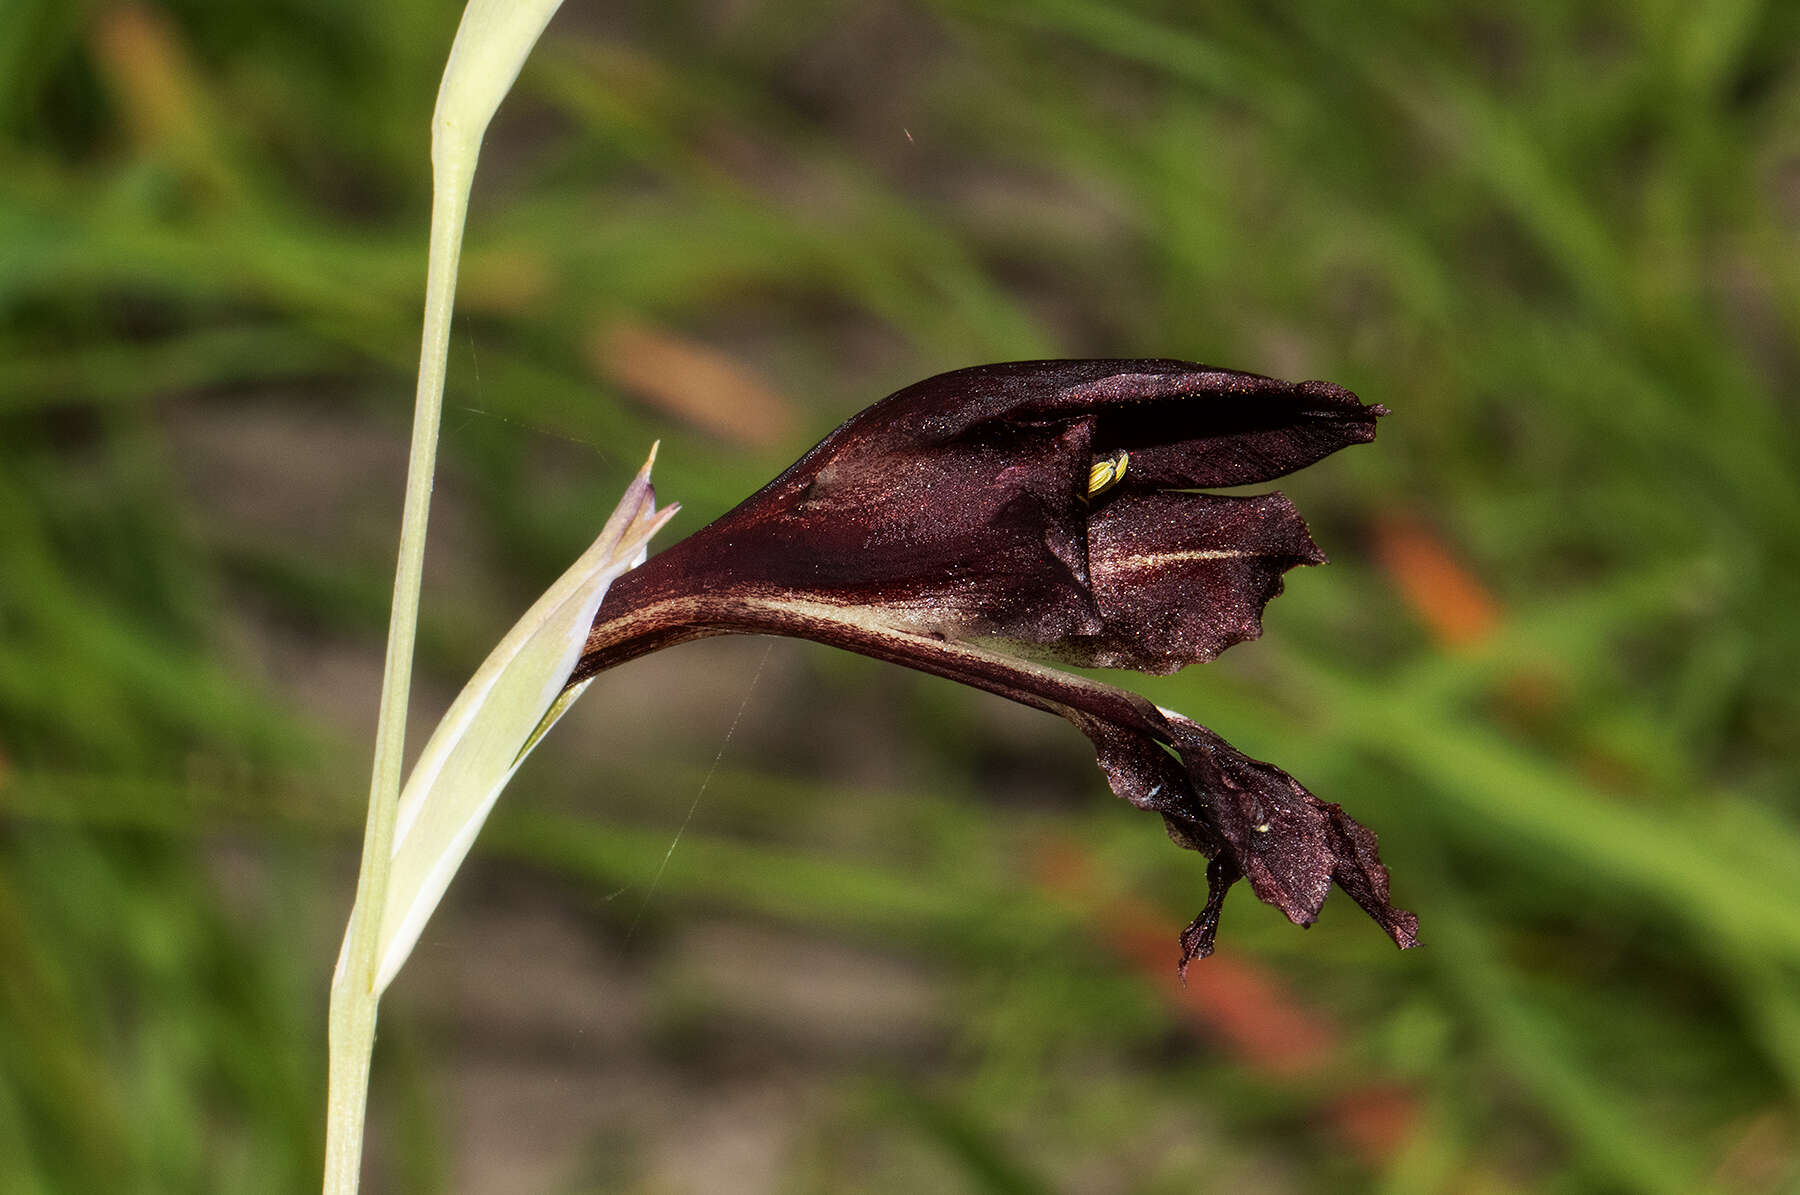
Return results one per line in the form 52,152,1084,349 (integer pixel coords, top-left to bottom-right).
1086,450,1130,498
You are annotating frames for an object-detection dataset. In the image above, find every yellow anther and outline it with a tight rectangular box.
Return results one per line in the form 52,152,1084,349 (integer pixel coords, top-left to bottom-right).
1086,450,1130,499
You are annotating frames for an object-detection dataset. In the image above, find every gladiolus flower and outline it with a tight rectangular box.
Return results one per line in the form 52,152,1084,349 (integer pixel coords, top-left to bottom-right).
578,360,1418,970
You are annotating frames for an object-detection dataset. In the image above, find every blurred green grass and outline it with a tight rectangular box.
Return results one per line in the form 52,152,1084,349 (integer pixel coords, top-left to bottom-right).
2,0,1798,1191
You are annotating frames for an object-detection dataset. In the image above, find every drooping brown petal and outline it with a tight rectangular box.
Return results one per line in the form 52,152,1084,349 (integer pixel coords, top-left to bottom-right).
1027,664,1417,970
1155,711,1418,967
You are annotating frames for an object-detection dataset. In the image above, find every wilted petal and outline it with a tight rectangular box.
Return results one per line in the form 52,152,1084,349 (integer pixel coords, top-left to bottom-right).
1058,684,1417,971
1158,711,1417,953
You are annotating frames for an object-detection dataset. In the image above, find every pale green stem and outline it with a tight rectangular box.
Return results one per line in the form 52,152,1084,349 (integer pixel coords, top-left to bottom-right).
322,160,473,1195
321,5,568,1186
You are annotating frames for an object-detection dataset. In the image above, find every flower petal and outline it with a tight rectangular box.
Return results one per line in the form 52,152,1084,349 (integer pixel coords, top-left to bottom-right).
1057,680,1416,971
620,415,1105,643
1155,710,1419,970
858,359,1385,489
639,360,1380,666
1069,490,1327,673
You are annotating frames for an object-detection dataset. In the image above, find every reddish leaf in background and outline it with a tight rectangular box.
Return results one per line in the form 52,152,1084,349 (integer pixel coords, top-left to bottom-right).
1034,838,1420,1166
1375,515,1501,648
592,318,799,450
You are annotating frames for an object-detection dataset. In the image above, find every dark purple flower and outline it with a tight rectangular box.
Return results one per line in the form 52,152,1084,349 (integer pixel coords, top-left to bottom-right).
577,359,1418,970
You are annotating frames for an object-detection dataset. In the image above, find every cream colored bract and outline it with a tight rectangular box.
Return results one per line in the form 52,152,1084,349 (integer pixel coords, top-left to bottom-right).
374,451,675,994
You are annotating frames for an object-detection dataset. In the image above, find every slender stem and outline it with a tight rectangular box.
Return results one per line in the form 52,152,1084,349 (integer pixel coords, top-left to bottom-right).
322,166,472,1195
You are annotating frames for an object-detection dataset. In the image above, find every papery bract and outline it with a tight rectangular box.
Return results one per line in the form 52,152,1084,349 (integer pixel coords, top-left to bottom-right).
372,450,676,993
